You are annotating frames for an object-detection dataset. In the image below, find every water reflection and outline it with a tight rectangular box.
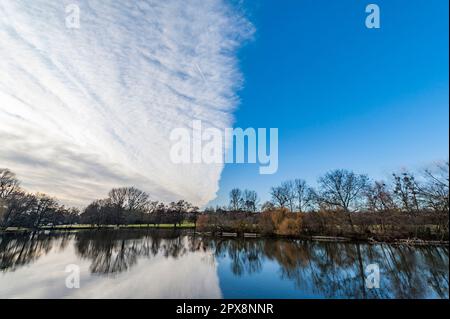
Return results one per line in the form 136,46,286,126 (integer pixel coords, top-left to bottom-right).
0,232,66,272
0,230,448,299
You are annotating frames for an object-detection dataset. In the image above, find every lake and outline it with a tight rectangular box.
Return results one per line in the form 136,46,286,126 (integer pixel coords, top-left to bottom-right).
0,229,448,299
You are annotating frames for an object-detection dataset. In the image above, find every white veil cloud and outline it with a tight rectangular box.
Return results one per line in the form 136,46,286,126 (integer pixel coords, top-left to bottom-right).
0,0,253,206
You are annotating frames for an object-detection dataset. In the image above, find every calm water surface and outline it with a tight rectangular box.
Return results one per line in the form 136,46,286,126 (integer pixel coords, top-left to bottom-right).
0,229,448,299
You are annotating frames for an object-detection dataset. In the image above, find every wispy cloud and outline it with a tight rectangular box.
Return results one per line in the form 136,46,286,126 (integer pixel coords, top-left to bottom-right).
0,0,253,207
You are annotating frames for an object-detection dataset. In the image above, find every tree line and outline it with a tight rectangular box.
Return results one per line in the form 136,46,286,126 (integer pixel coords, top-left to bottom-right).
0,168,199,229
201,162,449,240
0,169,79,228
209,163,448,214
81,189,199,227
1,162,449,240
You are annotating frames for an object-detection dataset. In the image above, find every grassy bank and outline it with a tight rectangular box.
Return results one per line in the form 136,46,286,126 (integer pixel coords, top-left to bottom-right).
1,222,196,232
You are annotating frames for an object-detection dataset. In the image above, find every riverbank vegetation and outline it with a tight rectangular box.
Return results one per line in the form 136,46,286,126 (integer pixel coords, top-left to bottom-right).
1,162,448,242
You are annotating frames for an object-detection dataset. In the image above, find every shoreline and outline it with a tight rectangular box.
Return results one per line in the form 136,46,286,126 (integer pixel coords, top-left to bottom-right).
1,225,448,246
195,231,449,246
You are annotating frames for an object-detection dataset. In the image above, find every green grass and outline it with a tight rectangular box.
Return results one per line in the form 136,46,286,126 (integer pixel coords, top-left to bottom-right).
39,222,196,230
1,226,30,232
126,223,195,228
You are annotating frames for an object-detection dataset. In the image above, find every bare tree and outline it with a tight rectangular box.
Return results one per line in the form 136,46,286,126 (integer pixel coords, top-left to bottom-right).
365,181,397,211
269,181,296,210
243,189,259,212
0,168,21,199
293,179,314,212
229,188,243,211
317,170,369,212
270,184,290,208
282,181,296,212
108,188,128,225
0,191,35,228
418,161,449,212
317,169,369,232
107,187,150,225
31,193,59,228
125,187,150,212
392,172,421,212
125,187,150,223
108,188,127,206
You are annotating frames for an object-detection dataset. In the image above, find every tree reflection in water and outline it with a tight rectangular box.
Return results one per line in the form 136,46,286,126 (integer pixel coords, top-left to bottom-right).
0,230,448,298
73,229,208,275
0,231,71,272
209,239,448,299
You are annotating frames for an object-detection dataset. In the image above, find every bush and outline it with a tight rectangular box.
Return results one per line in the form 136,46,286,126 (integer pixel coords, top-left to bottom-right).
259,211,275,235
277,215,302,236
258,208,303,236
196,214,210,231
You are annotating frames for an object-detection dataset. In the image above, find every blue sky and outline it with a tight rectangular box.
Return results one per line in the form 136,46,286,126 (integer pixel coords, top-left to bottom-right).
0,0,447,208
209,0,449,207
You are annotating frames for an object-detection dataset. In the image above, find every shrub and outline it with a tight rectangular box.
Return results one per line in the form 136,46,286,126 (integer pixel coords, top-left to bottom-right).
259,211,275,235
196,214,210,231
258,208,303,236
270,208,289,226
277,214,302,236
